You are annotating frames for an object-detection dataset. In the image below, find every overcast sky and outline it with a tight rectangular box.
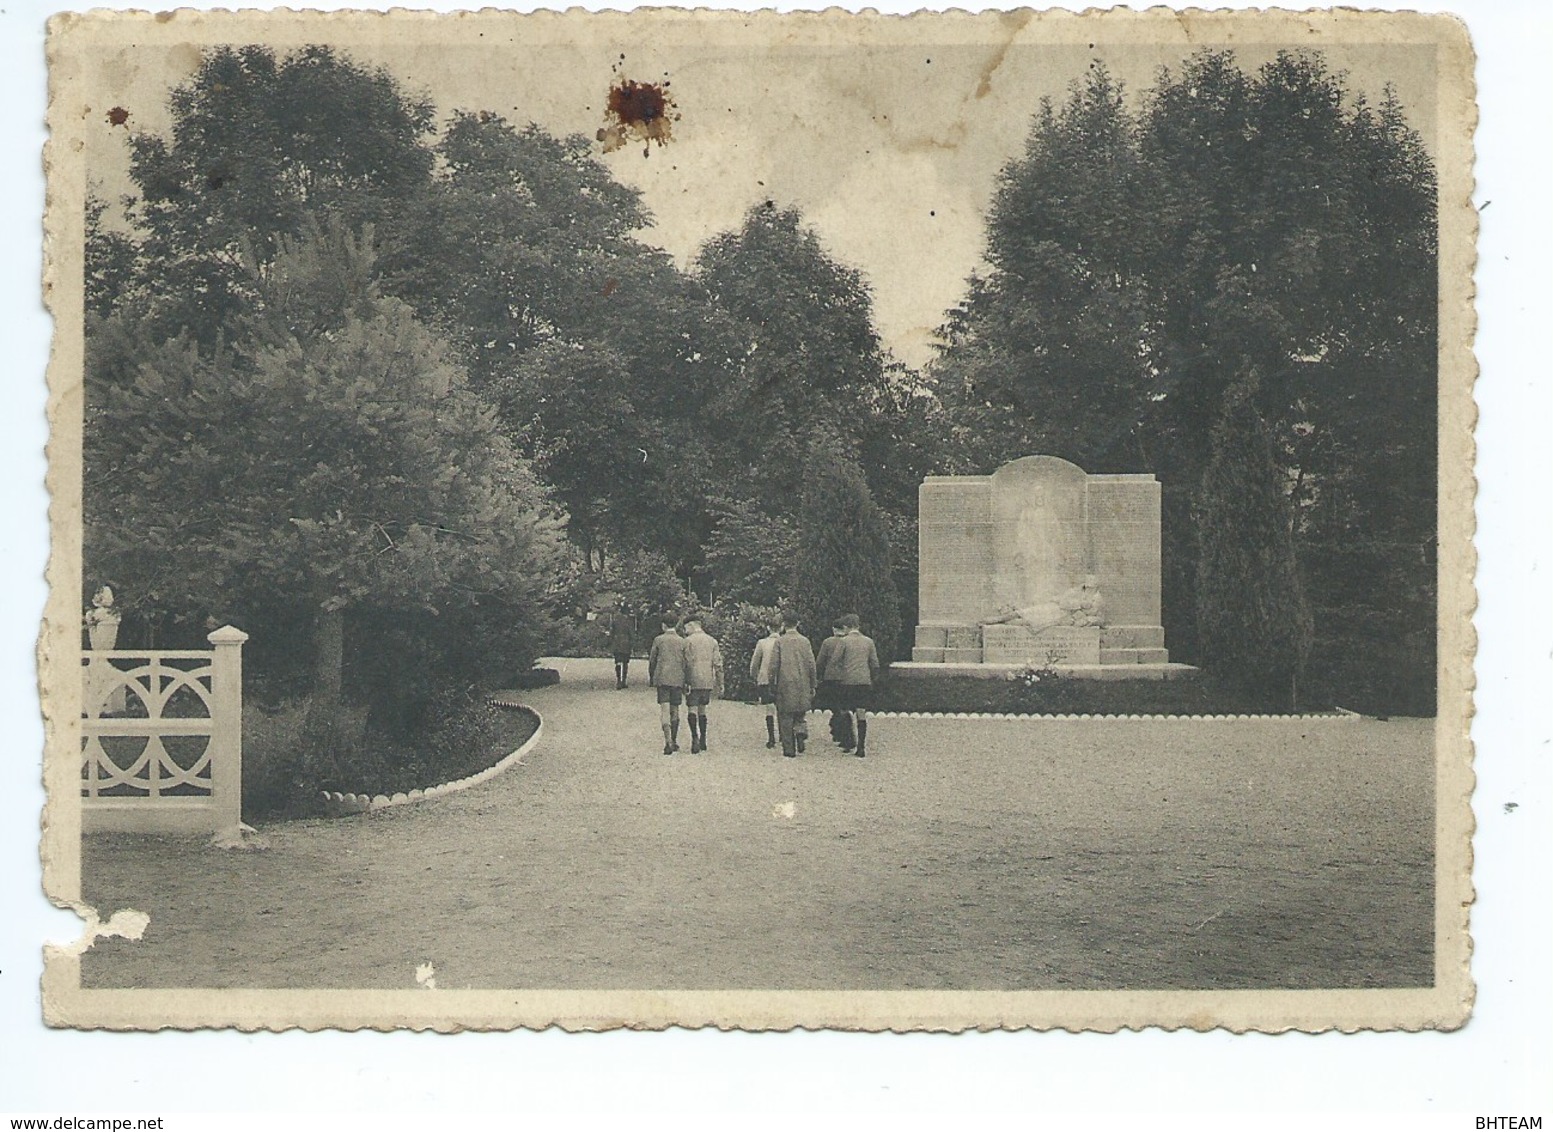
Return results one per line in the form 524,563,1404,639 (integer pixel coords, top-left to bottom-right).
82,13,1438,368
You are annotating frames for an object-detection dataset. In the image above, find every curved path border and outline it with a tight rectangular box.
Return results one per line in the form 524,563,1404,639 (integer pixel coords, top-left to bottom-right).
320,701,543,817
872,707,1361,722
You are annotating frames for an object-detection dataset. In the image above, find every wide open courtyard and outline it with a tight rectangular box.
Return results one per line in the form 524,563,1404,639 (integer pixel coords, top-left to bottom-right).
81,658,1434,991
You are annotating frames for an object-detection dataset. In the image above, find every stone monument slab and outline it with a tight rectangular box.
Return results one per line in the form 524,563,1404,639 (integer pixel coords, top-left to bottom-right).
911,455,1181,675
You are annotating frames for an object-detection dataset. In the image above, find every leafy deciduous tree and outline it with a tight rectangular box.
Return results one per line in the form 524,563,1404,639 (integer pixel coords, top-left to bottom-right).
85,223,564,725
695,204,891,513
112,44,436,342
703,496,800,607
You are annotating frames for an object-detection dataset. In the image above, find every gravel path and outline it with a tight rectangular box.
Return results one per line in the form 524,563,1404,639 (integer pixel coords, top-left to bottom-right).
82,658,1434,991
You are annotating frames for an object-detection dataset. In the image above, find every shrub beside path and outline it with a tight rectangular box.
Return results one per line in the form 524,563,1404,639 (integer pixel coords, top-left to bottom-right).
82,658,1433,991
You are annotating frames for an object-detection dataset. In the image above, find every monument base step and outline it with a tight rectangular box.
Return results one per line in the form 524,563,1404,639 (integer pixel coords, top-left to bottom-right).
913,647,989,663
1101,625,1166,649
1099,647,1171,665
891,661,1200,682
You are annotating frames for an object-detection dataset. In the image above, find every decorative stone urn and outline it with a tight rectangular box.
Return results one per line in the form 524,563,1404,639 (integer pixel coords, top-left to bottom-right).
84,585,126,713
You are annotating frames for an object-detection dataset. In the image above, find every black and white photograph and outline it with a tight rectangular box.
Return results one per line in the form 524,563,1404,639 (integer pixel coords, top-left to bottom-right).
35,5,1476,1037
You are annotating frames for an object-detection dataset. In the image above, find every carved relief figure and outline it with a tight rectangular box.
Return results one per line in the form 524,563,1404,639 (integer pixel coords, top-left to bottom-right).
980,575,1105,634
996,487,1054,608
1010,488,1058,607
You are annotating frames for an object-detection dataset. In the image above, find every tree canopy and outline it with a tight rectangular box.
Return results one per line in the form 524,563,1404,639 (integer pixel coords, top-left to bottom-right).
934,49,1437,708
85,221,565,712
694,204,891,512
112,45,436,342
85,41,1439,717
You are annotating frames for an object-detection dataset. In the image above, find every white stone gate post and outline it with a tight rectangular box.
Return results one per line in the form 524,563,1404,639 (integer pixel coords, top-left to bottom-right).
207,625,249,833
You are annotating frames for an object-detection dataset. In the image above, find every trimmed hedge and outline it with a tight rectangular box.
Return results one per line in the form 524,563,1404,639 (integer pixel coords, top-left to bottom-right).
515,666,561,689
874,668,1344,717
711,601,782,702
242,686,539,819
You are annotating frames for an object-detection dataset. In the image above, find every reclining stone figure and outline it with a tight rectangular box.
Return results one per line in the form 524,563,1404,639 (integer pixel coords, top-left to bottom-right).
980,575,1105,634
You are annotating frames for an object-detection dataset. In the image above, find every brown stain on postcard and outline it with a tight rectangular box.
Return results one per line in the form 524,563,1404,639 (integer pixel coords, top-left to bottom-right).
597,60,678,157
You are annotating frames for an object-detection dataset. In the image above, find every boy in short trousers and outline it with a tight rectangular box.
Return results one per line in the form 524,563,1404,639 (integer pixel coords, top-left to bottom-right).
681,615,724,753
749,618,781,748
648,614,689,755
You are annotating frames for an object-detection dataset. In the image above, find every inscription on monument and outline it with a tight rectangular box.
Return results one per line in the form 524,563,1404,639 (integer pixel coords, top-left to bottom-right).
982,625,1102,666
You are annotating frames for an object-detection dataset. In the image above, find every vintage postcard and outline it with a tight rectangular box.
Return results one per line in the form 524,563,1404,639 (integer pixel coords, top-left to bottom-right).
40,6,1476,1032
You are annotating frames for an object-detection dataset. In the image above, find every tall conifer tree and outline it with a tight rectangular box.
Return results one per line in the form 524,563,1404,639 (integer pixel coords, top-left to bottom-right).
792,440,901,664
1194,372,1314,706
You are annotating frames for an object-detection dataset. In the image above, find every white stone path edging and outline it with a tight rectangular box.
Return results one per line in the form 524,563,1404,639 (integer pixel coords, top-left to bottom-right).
320,701,543,817
871,707,1362,722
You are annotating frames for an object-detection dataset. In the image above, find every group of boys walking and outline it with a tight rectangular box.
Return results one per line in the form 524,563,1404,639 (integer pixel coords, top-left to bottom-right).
644,613,724,754
643,610,881,759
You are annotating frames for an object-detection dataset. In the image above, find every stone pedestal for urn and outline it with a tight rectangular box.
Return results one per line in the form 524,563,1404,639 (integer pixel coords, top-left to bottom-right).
86,613,127,714
900,455,1194,681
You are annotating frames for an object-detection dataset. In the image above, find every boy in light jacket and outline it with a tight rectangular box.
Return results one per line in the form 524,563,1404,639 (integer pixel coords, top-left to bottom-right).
648,613,689,755
682,615,724,753
822,612,881,757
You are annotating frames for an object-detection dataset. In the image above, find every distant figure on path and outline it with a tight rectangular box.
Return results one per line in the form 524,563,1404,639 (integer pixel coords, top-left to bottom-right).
768,610,817,759
608,603,635,689
823,613,881,758
648,613,689,755
749,617,781,749
682,615,724,753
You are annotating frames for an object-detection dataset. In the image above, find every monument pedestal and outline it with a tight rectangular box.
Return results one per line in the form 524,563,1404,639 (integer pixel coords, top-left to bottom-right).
910,622,1189,677
982,624,1100,665
893,658,1199,681
1099,625,1170,665
911,624,987,664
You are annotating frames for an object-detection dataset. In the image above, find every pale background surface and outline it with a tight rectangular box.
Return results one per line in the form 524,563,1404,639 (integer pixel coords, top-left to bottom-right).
80,27,1438,370
3,0,1549,1118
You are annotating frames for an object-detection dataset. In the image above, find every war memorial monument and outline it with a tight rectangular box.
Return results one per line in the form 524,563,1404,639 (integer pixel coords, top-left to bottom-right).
904,455,1195,679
